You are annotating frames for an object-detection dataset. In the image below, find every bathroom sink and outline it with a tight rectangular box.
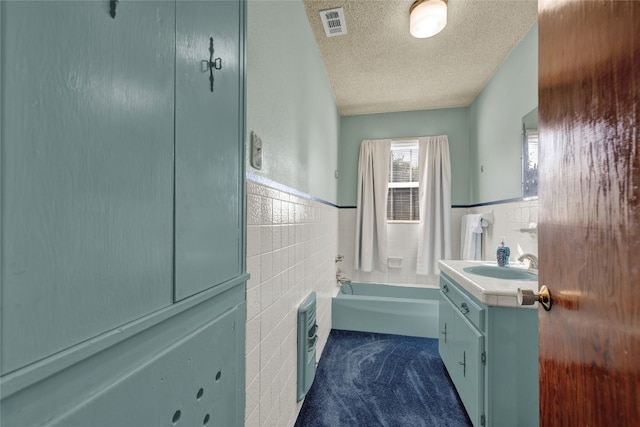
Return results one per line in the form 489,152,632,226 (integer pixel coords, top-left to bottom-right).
463,265,537,281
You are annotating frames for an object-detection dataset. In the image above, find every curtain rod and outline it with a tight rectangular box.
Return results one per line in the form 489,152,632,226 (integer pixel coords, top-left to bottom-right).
390,134,447,141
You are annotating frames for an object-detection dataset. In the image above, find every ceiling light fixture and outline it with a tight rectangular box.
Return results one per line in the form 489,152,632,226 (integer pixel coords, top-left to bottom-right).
410,0,448,38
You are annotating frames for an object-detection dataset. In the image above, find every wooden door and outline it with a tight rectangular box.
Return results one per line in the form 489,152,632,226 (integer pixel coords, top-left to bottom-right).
174,0,242,301
538,1,640,425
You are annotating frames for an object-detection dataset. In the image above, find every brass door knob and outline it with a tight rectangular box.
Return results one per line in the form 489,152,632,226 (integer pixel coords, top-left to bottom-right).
517,285,552,311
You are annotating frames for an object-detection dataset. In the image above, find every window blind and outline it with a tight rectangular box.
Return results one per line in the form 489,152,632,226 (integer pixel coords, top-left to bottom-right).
388,142,419,221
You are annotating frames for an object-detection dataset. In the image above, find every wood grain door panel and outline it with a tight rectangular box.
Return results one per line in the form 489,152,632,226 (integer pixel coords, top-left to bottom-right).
538,0,640,425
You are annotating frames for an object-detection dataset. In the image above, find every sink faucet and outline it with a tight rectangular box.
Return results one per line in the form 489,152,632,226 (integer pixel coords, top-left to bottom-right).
517,253,538,273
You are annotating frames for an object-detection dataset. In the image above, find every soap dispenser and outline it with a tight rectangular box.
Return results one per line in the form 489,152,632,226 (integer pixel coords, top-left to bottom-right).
496,237,510,267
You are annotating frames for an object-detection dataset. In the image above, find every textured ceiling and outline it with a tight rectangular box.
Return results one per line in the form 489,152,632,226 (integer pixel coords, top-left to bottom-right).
303,0,538,116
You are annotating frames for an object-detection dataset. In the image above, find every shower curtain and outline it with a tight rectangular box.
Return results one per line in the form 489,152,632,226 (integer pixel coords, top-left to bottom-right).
354,139,391,272
416,135,451,275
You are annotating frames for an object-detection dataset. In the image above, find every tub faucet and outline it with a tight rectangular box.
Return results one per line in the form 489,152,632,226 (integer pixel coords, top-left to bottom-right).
336,268,351,284
517,253,538,273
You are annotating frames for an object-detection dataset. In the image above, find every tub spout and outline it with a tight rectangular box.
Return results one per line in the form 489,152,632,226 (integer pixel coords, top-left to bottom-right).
336,269,351,284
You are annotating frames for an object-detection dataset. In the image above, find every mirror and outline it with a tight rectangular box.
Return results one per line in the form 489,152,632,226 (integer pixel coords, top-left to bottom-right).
522,107,538,199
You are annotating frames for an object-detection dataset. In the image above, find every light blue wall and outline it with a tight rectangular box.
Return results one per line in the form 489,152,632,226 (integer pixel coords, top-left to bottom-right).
336,22,538,208
246,10,536,207
246,0,339,204
338,108,470,207
468,22,538,204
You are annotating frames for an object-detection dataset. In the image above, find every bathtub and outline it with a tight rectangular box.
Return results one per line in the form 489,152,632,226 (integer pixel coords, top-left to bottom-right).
331,282,440,338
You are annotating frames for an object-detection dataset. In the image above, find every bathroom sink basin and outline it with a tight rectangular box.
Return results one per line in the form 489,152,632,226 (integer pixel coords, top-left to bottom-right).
463,265,537,281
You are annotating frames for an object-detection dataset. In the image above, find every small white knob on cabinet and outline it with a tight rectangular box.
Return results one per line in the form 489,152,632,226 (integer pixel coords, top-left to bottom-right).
517,285,552,311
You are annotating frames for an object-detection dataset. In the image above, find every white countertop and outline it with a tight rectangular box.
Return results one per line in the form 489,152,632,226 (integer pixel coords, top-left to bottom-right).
438,260,539,309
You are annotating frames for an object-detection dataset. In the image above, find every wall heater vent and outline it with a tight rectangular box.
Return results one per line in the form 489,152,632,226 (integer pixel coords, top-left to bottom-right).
320,7,347,37
297,292,318,401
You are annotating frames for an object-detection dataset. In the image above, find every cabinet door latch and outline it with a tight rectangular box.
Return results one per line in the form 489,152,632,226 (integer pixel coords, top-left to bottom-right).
459,351,466,377
481,351,486,364
109,0,118,18
459,302,470,314
201,37,223,92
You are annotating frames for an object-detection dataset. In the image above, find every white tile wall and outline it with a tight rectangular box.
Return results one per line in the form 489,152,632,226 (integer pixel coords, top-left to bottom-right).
336,200,538,280
337,208,468,286
469,199,539,262
244,179,339,427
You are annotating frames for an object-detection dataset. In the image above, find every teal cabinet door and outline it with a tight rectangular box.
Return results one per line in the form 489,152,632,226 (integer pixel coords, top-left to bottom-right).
453,312,484,427
438,297,455,373
440,276,486,427
174,0,242,301
49,305,244,427
1,1,175,374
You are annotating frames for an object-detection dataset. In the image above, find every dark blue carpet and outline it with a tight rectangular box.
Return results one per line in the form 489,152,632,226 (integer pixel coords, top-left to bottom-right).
294,330,473,427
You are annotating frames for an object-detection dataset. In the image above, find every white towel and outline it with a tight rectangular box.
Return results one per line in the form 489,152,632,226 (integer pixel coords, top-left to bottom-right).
460,214,483,260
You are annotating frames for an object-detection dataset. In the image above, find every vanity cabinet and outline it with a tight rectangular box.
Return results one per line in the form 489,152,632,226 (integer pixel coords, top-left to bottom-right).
439,273,539,427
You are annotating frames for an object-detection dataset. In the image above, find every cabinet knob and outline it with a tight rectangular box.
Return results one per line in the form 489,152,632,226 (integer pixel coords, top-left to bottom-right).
442,284,449,293
517,285,552,311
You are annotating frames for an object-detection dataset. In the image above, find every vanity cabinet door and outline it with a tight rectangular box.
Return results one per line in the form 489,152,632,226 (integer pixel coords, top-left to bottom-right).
439,282,485,427
438,297,455,373
453,312,485,427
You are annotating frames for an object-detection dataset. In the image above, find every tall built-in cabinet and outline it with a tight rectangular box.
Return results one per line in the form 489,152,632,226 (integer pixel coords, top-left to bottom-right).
0,1,248,425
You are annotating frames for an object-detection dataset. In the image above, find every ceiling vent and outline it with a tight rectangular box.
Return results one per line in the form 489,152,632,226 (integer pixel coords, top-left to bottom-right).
320,7,347,37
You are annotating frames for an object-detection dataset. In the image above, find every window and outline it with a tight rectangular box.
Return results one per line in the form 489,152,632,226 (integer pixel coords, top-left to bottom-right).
522,129,538,199
388,141,419,221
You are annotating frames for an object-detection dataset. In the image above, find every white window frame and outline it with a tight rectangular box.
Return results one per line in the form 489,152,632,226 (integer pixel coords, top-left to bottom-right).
387,140,420,223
